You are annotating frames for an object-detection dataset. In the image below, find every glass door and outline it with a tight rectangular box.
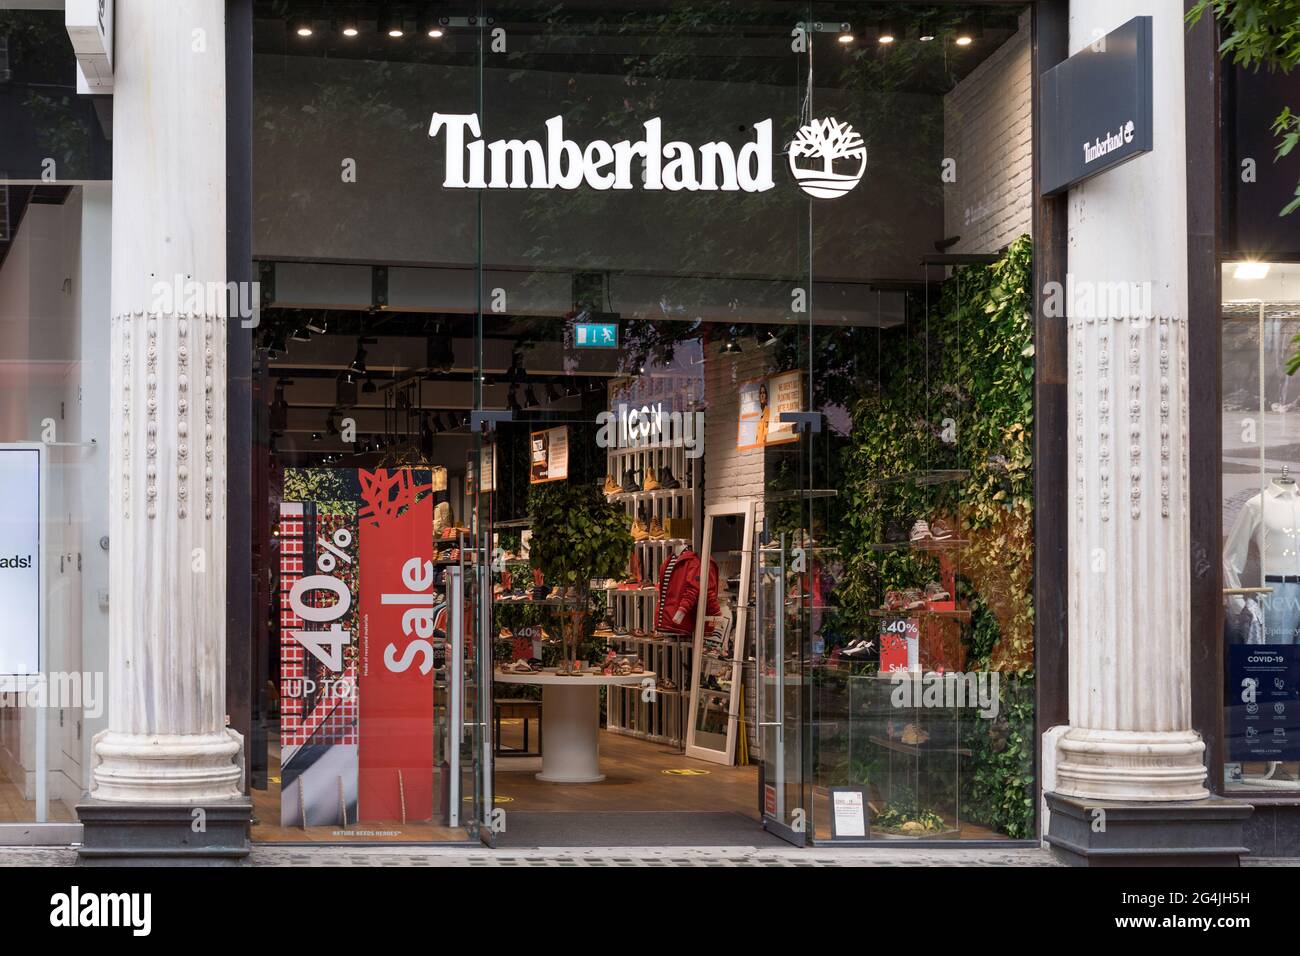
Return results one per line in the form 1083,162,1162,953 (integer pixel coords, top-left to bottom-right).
756,531,808,843
466,431,498,845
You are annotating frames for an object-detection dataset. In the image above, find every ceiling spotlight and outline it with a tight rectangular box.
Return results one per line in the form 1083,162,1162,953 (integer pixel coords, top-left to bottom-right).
524,385,540,408
291,326,311,342
421,12,445,38
349,340,367,375
336,374,358,407
758,327,779,348
305,313,327,334
426,322,455,372
545,382,561,403
722,326,743,354
311,432,322,443
877,22,897,44
291,17,314,38
918,18,936,41
1233,261,1271,280
955,20,982,46
339,13,360,37
380,10,405,37
362,375,377,394
837,31,855,45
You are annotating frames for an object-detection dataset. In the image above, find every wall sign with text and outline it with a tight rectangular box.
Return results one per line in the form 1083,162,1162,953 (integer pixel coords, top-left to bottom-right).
737,370,802,449
529,426,570,483
0,445,41,676
1039,16,1153,196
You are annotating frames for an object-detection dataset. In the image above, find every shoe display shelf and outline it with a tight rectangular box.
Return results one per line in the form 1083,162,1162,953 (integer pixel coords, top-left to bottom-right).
601,378,703,749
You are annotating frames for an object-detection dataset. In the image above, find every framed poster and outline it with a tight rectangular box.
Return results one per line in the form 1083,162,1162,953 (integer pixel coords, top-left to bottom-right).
0,444,42,676
736,379,764,450
529,426,569,483
736,371,803,449
479,442,497,493
766,369,803,446
829,786,869,839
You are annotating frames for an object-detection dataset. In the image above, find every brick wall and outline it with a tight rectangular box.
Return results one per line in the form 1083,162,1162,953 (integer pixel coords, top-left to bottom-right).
943,11,1033,255
703,340,768,524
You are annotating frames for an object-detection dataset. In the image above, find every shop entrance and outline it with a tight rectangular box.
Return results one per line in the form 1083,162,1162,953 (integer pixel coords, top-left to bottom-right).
473,345,772,846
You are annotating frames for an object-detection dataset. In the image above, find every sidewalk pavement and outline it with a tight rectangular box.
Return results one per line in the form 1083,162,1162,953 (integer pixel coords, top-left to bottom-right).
0,845,1295,867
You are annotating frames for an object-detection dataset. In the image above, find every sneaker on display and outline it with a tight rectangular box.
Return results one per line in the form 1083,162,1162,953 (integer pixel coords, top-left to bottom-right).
925,581,951,602
842,639,875,659
909,519,931,542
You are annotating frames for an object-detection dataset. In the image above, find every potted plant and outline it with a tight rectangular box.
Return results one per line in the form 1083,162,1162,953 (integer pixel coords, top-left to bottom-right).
527,482,634,671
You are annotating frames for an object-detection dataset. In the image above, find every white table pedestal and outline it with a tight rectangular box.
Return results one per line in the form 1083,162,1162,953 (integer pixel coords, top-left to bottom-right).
493,669,653,784
538,683,604,783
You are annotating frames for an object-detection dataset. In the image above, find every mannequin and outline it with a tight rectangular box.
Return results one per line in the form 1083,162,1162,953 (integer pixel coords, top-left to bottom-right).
1223,467,1300,644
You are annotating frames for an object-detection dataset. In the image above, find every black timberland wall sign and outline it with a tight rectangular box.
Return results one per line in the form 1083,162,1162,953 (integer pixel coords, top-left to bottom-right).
1039,16,1154,196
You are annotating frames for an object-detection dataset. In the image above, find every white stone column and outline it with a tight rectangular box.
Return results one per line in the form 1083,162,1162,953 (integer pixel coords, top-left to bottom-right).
1055,0,1208,801
92,0,243,803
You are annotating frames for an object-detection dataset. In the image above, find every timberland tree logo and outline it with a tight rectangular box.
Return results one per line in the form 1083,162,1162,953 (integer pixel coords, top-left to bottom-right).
427,112,863,199
788,117,867,199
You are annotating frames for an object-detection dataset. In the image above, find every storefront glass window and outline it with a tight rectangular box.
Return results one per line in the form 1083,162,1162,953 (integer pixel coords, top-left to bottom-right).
0,6,112,835
1222,261,1300,793
251,0,1035,844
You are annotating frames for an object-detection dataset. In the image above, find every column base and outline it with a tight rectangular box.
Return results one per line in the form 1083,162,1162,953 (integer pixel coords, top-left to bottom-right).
1044,792,1252,867
1055,728,1209,801
75,797,252,866
91,729,244,803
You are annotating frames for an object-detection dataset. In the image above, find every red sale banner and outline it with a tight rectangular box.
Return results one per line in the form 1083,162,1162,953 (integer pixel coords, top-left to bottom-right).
358,469,436,822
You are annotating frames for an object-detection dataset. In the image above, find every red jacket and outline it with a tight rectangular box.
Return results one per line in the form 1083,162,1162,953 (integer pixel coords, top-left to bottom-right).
655,548,719,634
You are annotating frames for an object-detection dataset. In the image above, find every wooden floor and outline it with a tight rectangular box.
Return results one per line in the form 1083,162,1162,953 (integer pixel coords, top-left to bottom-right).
495,722,760,816
0,763,74,824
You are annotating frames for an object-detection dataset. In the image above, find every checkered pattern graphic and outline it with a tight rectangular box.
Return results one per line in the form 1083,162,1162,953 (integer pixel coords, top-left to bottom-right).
279,503,359,747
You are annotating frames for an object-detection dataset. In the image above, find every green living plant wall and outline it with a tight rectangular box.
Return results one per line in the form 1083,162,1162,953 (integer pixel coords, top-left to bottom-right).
832,235,1036,837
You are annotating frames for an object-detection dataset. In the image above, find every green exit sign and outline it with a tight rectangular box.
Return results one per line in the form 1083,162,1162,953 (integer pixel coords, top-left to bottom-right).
575,322,618,348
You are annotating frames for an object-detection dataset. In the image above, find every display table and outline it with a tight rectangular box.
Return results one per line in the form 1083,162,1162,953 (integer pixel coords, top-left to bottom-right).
494,668,655,782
